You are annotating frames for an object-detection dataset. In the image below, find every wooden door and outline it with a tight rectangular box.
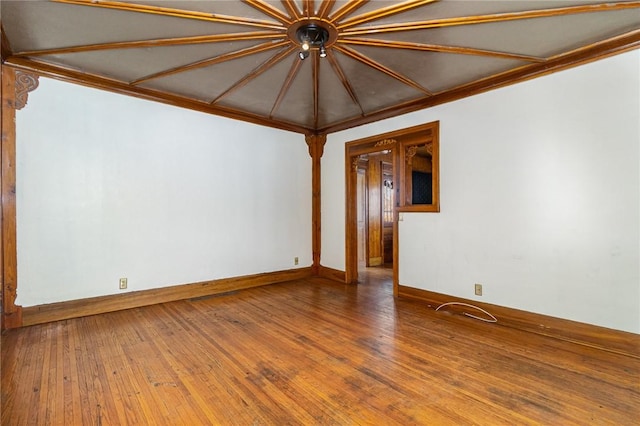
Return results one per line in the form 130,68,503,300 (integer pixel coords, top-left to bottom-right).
382,163,394,265
356,169,367,266
367,160,383,266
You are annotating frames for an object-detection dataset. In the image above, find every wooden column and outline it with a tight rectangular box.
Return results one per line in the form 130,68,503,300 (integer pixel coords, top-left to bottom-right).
1,66,39,329
305,134,326,276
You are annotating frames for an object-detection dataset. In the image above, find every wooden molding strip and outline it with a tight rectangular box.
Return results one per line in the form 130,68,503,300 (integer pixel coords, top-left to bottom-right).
13,32,286,57
337,0,438,30
329,0,369,22
339,2,640,36
320,31,640,134
318,265,346,283
130,41,290,86
22,267,313,327
338,38,546,63
399,285,640,359
1,25,12,62
52,0,285,30
269,56,303,118
2,59,311,134
244,0,293,25
317,0,336,19
333,44,432,95
210,46,295,105
281,0,302,20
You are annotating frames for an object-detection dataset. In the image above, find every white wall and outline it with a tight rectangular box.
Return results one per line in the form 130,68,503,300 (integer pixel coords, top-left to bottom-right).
16,78,312,306
323,50,640,333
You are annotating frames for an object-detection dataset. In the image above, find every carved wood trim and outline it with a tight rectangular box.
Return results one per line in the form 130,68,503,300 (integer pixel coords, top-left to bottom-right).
305,133,326,158
352,155,360,172
424,141,433,155
14,71,39,110
405,145,418,164
374,138,396,147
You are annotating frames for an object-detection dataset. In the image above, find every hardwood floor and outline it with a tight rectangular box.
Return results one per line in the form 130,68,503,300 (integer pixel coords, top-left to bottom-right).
2,270,639,425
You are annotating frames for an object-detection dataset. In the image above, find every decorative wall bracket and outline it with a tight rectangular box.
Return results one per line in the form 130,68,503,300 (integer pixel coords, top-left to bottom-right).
14,71,39,110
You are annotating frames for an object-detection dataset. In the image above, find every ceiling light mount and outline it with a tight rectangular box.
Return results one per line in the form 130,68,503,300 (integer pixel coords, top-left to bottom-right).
295,23,330,60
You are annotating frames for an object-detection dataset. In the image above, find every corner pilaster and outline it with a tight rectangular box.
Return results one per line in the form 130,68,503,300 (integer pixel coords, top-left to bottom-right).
305,133,326,276
1,66,39,329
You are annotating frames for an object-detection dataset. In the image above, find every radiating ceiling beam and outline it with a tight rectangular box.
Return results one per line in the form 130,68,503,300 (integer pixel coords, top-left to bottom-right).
340,1,640,36
52,0,285,30
210,46,296,104
338,38,546,63
281,0,302,20
130,41,289,85
334,45,432,95
320,29,640,134
304,0,315,18
1,24,12,61
270,57,303,118
312,51,320,129
337,0,437,30
326,52,364,116
317,0,337,19
243,0,292,25
13,32,286,57
329,0,369,22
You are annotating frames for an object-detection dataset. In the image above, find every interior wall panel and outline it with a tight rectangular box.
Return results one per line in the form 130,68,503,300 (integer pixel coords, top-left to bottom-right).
16,77,312,306
324,50,640,333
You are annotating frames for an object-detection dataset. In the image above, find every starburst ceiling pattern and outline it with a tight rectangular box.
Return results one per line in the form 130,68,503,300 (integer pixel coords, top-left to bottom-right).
2,1,640,134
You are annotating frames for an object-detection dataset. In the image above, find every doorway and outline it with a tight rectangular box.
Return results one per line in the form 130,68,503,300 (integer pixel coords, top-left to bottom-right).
356,151,394,270
345,121,440,295
345,139,399,291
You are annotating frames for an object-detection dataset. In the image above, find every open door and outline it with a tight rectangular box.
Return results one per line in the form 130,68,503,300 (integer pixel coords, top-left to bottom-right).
355,152,394,270
345,139,398,288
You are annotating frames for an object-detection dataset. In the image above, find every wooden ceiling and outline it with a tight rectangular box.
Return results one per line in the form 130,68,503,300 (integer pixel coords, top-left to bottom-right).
2,1,639,134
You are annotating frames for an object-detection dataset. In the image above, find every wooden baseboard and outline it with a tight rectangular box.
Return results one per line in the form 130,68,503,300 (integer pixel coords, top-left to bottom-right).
319,265,346,283
1,306,23,330
399,285,640,359
22,267,313,327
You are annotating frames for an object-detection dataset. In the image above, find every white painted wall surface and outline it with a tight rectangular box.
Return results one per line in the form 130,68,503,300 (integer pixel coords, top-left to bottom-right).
323,50,640,333
16,78,312,306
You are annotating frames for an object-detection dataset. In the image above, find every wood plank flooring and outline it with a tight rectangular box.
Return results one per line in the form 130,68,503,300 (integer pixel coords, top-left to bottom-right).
2,269,639,425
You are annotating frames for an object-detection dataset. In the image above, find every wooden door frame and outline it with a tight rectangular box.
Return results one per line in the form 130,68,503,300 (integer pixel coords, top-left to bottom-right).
345,121,440,294
345,137,399,293
355,165,369,268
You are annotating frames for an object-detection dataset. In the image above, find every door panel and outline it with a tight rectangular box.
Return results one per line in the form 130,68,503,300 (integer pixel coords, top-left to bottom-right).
357,169,366,266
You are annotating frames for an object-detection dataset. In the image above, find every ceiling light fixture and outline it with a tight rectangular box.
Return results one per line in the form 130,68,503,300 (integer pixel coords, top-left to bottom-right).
296,23,329,60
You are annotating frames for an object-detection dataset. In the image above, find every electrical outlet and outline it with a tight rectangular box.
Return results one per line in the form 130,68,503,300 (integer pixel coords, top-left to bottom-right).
119,278,128,290
474,283,482,296
294,257,299,265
